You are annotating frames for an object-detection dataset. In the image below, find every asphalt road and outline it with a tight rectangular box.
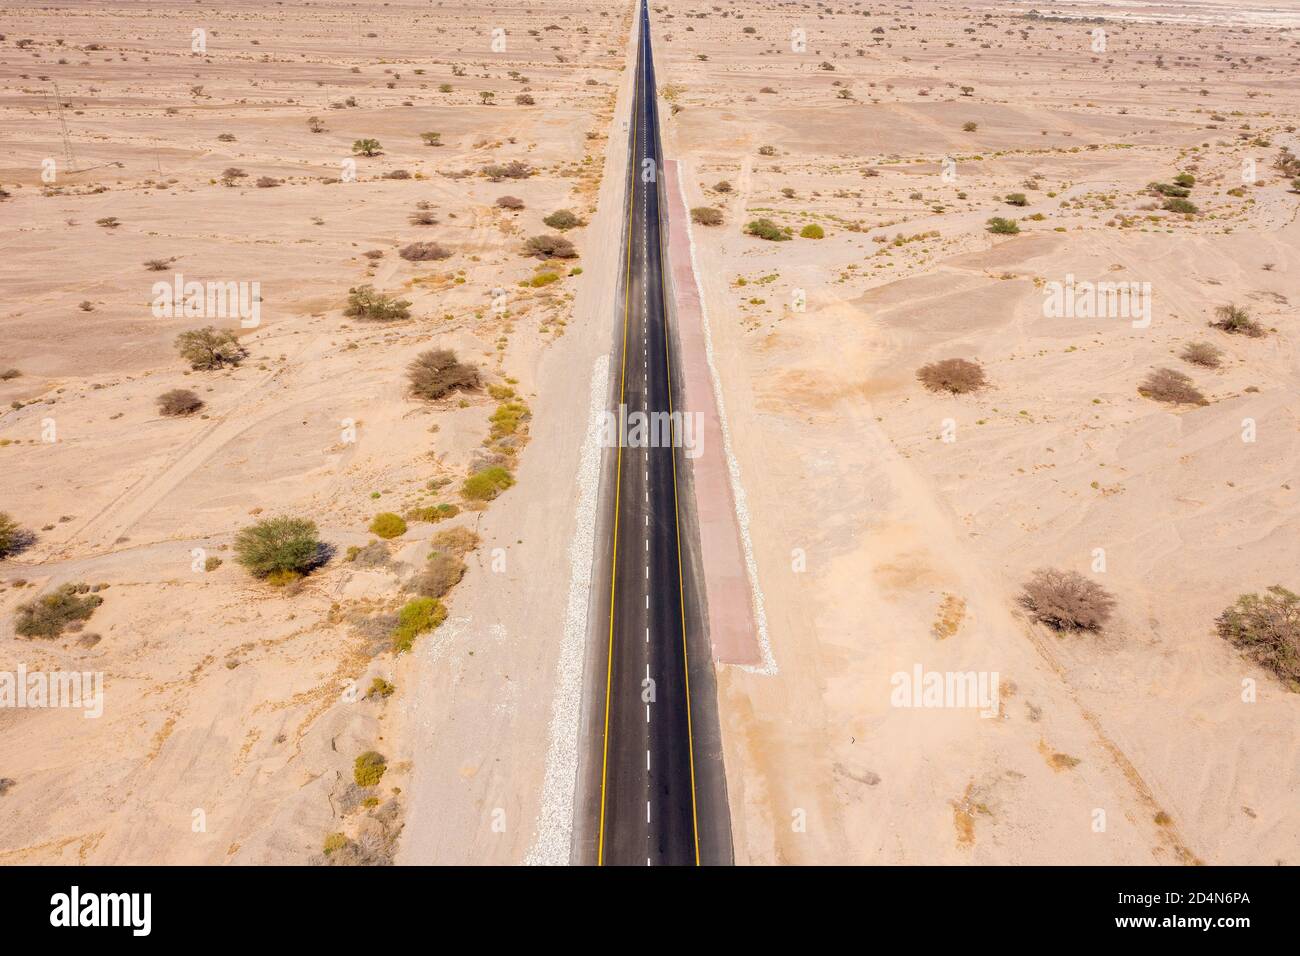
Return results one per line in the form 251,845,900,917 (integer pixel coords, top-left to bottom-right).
579,0,732,867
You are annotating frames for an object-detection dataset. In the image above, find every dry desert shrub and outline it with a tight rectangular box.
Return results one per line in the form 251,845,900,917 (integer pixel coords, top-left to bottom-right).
1180,341,1223,368
156,388,203,417
407,348,479,401
430,526,479,557
916,358,987,394
15,583,104,638
407,208,438,226
1209,304,1264,337
496,195,525,210
691,206,723,226
399,241,451,261
408,551,466,599
482,161,531,181
174,326,246,370
1138,367,1207,405
1018,568,1116,632
524,234,576,258
1215,586,1300,690
543,209,582,230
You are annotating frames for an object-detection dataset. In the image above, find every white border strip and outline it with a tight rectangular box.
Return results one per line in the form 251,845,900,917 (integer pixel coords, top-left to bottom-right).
674,168,776,676
524,354,609,865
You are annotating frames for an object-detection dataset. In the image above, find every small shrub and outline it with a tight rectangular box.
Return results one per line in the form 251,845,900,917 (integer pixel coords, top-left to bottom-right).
691,206,723,226
1004,193,1028,207
758,145,776,156
1138,367,1207,406
744,218,790,241
525,234,576,258
367,677,396,700
399,241,451,261
157,388,203,417
515,93,535,105
369,513,407,539
1209,304,1264,337
799,223,825,239
1215,586,1300,689
1018,568,1116,631
323,833,349,855
430,527,480,556
15,584,103,638
353,751,388,787
916,358,987,394
352,138,383,156
256,176,281,188
407,348,480,400
345,285,411,321
406,503,458,523
407,208,438,226
220,167,247,186
0,512,32,558
233,517,323,579
986,216,1020,235
482,161,532,181
962,121,978,132
496,195,524,210
307,116,327,133
462,466,515,501
420,131,442,146
713,180,732,193
542,209,581,230
1163,197,1198,215
174,326,246,370
392,597,446,652
410,551,466,598
1180,342,1222,368
143,258,173,271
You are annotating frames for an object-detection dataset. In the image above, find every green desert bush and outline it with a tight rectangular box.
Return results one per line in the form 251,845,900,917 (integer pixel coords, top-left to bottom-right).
345,285,411,321
986,216,1020,235
352,138,382,156
1004,193,1028,207
1138,367,1207,405
407,348,480,400
405,503,458,523
462,466,515,501
174,327,246,370
15,583,103,638
157,388,203,417
799,223,825,239
353,750,388,787
1215,586,1300,690
0,512,31,558
744,218,790,241
1018,568,1116,631
367,677,396,700
542,209,582,230
1163,197,1198,215
233,516,323,579
392,597,446,652
369,513,407,539
916,358,987,395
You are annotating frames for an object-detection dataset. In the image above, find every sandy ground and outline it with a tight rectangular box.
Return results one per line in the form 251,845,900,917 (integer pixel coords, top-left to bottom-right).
656,0,1300,863
0,0,632,863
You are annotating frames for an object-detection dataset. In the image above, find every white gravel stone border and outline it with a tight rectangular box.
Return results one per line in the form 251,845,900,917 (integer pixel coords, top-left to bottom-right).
674,168,777,676
524,354,609,865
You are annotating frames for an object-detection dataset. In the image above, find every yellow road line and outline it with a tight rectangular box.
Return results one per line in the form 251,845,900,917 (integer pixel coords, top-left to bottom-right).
595,10,642,867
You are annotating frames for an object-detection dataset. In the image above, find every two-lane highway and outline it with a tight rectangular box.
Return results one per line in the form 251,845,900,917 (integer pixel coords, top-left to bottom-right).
577,0,732,867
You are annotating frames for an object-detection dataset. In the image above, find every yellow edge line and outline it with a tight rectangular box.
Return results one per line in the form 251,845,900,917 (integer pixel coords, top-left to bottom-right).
648,31,703,866
596,8,642,867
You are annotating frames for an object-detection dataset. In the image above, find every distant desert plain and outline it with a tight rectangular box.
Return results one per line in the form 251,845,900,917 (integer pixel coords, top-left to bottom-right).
2,0,1299,866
